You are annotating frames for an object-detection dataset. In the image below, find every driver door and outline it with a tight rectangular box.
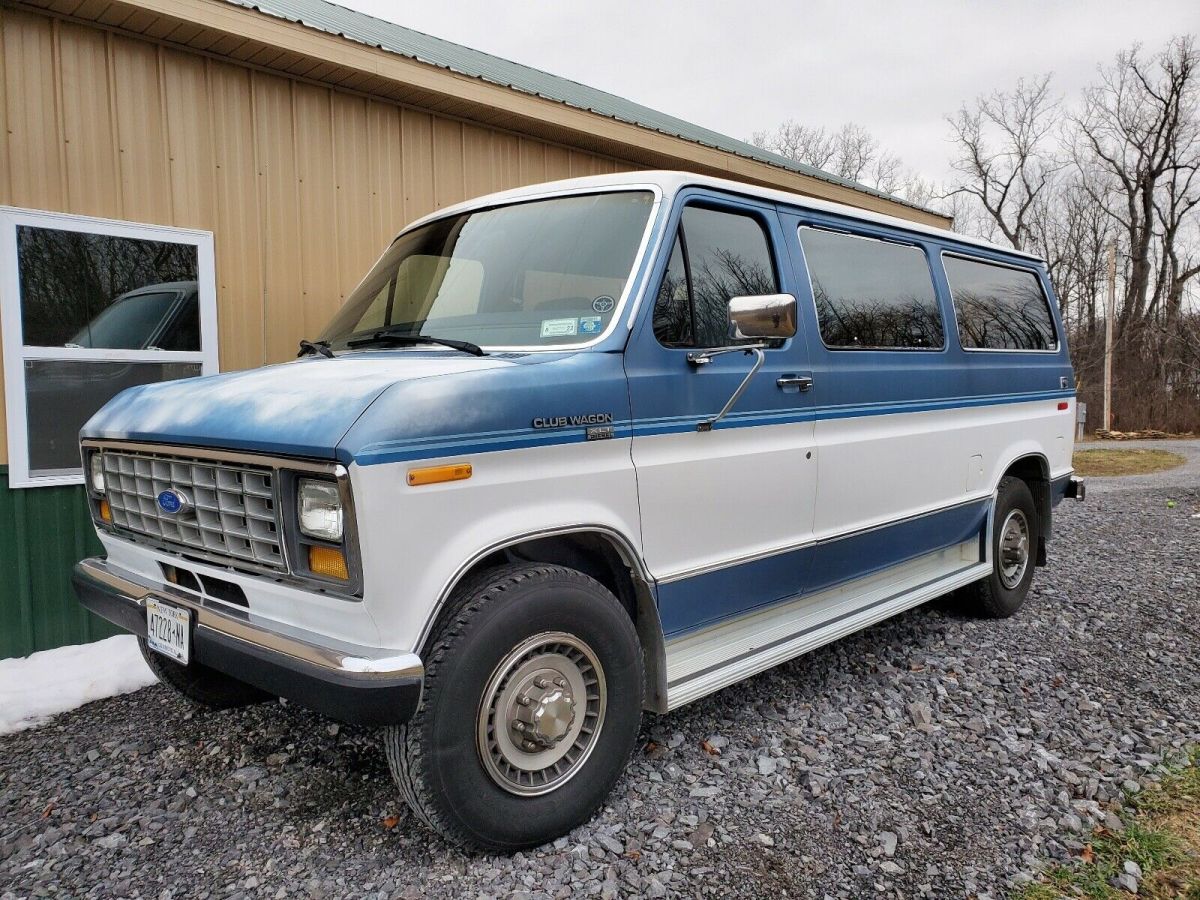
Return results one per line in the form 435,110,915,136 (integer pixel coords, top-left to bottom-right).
626,196,817,637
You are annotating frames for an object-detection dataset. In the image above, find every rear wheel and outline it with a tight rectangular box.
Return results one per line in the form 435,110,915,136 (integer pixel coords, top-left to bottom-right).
961,476,1040,618
138,638,272,709
384,563,644,851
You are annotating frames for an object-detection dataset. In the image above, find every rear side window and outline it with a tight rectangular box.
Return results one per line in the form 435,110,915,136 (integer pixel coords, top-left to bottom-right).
799,227,943,350
944,255,1057,351
653,206,778,348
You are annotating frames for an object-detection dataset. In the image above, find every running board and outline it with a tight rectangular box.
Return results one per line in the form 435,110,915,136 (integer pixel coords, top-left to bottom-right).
665,540,990,710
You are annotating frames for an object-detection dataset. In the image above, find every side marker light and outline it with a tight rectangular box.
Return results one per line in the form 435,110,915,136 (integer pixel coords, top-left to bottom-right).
407,464,472,487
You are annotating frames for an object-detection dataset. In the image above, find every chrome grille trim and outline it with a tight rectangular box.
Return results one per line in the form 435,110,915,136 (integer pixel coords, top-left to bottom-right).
99,448,287,572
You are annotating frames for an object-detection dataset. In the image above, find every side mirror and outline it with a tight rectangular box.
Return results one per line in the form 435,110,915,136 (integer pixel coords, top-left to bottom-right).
729,294,798,340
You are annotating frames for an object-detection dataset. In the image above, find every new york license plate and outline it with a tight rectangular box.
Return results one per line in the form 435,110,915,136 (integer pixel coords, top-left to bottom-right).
145,598,190,665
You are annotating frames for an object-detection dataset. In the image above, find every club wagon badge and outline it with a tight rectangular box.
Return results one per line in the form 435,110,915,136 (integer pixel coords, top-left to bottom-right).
531,412,614,429
157,488,190,515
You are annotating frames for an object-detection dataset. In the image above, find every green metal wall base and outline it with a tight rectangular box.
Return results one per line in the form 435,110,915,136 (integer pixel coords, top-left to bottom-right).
0,466,118,659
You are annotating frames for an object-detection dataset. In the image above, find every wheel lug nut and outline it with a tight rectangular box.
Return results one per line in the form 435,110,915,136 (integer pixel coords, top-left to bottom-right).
517,695,531,706
513,721,525,732
534,677,548,689
554,677,567,688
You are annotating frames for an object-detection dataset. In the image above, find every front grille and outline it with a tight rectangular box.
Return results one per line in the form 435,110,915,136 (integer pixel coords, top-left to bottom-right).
100,449,287,572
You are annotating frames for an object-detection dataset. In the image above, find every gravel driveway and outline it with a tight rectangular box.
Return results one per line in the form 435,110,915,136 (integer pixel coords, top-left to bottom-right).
1076,437,1200,494
3,466,1199,899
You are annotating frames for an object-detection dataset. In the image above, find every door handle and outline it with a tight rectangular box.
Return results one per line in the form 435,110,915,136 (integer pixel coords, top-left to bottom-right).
777,375,813,392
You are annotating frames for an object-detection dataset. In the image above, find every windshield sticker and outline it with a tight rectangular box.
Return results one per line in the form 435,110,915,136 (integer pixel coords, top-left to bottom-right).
540,318,579,338
579,316,603,335
592,296,615,313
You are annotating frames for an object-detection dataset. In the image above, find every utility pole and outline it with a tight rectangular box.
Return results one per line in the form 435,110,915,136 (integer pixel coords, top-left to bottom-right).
1103,240,1116,431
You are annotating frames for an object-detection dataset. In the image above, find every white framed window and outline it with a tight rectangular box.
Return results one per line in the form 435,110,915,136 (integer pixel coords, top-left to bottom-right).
1,207,218,488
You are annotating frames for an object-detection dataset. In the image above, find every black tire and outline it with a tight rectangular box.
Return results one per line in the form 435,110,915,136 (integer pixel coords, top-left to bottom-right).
961,476,1040,618
384,563,644,851
138,638,272,709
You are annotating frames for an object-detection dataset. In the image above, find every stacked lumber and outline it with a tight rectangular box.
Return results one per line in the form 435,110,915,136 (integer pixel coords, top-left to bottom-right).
1094,429,1195,440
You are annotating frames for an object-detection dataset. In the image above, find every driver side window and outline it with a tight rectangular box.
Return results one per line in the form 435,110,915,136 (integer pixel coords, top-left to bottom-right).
652,205,779,348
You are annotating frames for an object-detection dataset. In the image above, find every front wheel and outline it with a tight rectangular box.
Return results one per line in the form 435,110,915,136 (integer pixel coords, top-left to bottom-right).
961,476,1040,618
384,564,644,851
138,638,272,708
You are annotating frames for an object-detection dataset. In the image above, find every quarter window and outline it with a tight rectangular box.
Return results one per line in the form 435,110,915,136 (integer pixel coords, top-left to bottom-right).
799,227,944,350
944,255,1057,351
653,206,779,348
1,207,218,487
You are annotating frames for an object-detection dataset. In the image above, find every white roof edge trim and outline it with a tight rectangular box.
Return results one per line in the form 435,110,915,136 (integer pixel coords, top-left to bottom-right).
396,171,1044,264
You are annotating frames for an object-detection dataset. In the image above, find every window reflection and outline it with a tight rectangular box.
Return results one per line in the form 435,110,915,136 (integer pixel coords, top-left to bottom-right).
653,206,778,348
944,256,1058,351
800,228,944,350
17,226,200,349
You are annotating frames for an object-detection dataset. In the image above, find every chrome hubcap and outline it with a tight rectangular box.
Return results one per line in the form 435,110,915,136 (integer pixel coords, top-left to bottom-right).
512,671,575,749
998,509,1030,589
477,632,606,796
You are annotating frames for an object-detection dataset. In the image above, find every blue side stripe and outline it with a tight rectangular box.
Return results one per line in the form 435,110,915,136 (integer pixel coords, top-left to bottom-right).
351,389,1073,466
354,425,636,465
633,388,1074,437
657,497,990,637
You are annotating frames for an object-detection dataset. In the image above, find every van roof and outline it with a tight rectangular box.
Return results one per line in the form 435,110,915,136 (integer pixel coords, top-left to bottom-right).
403,171,1043,264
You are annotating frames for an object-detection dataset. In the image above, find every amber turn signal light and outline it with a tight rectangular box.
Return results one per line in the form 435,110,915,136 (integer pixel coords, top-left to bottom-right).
308,545,349,580
407,463,472,486
99,499,113,523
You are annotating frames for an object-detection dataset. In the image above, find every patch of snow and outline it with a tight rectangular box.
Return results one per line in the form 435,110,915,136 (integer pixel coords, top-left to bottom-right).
0,635,155,735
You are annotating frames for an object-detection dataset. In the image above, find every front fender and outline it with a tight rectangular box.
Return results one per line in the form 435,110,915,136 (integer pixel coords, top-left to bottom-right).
348,440,643,654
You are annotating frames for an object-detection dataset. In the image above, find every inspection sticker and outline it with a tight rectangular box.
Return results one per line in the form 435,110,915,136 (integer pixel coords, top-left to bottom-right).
540,318,579,338
579,316,603,334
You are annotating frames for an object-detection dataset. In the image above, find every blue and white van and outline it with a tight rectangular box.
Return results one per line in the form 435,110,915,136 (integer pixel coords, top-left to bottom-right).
73,171,1084,850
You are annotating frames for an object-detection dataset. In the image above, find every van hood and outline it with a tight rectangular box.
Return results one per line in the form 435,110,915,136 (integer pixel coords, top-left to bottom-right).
80,353,523,459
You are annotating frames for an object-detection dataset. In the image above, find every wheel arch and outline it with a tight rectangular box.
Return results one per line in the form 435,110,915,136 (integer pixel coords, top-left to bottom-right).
998,450,1052,565
422,525,668,714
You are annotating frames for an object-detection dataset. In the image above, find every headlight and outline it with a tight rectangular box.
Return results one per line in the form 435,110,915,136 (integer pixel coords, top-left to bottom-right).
89,453,106,494
297,478,343,542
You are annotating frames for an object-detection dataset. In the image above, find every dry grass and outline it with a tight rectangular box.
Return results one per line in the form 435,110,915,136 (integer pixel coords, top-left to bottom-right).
1072,448,1186,477
1014,750,1200,899
1138,760,1200,899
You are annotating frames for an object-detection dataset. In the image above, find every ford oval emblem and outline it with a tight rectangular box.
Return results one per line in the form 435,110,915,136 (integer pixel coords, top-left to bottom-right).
157,489,189,515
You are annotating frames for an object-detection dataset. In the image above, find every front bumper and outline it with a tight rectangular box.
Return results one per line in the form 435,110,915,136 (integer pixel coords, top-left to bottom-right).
72,557,423,726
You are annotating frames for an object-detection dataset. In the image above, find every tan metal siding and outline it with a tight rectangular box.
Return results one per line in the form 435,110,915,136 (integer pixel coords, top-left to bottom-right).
0,6,635,466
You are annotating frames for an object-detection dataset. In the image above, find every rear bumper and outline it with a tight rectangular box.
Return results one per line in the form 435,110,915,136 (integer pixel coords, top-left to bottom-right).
1065,475,1086,501
72,557,423,726
1051,473,1086,505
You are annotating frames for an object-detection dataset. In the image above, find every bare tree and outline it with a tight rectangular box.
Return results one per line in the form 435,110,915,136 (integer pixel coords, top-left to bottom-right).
751,121,910,197
1153,133,1200,324
946,75,1062,251
1040,174,1119,334
1073,36,1200,330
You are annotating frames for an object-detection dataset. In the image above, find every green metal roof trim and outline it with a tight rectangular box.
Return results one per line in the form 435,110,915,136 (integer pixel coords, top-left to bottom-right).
220,0,935,216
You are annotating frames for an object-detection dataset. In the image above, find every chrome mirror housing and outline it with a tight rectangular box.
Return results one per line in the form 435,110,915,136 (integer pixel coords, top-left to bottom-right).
729,293,798,340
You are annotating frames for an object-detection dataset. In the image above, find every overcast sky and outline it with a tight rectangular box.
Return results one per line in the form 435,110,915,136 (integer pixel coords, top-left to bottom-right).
340,0,1196,184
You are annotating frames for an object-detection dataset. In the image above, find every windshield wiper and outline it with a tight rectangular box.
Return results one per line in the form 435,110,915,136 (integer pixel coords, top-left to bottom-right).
297,338,334,359
345,330,486,356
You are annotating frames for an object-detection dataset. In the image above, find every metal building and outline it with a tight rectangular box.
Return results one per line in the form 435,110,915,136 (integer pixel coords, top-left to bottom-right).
0,0,948,658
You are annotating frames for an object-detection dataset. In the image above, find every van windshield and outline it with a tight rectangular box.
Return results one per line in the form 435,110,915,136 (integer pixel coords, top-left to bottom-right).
321,191,655,351
70,291,180,349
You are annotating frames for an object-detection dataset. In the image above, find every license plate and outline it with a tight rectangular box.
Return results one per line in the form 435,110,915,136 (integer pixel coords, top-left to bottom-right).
146,598,191,665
